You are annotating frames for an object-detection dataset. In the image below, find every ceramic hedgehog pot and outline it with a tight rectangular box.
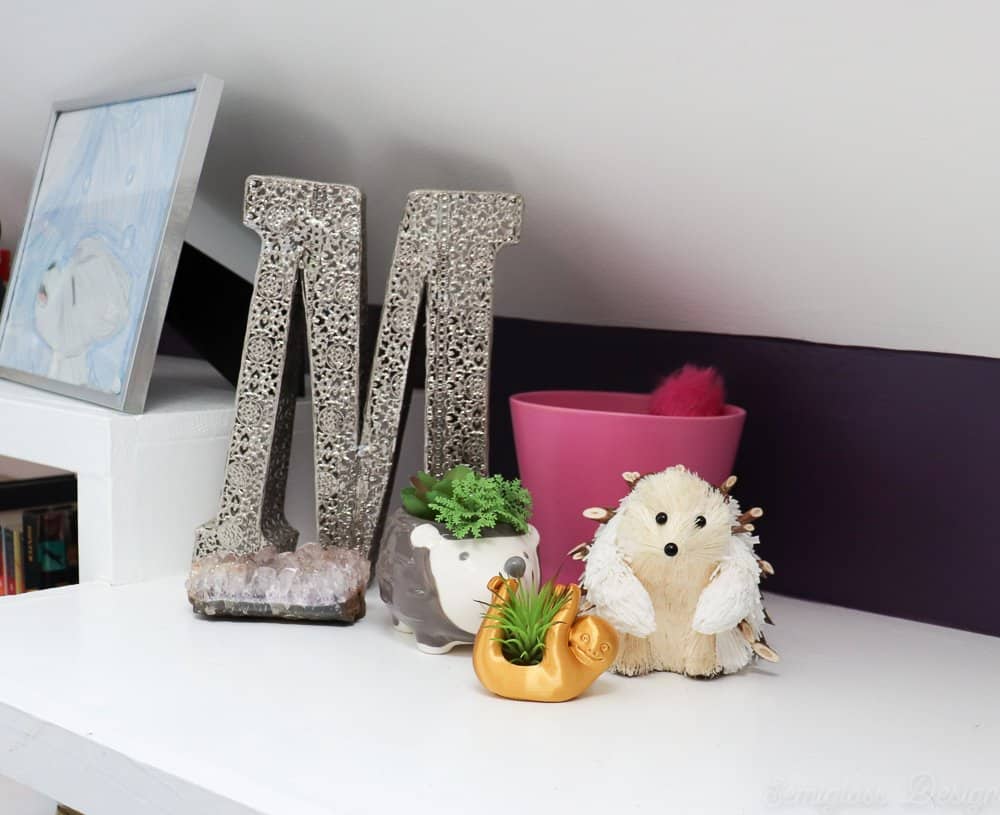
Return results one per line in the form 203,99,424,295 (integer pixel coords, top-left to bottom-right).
377,507,541,653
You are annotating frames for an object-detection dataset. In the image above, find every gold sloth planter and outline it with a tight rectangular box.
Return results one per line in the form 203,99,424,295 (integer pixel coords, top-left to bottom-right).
473,576,619,702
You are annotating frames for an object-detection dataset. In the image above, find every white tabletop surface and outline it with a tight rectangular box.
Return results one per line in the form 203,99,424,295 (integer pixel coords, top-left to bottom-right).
0,577,997,815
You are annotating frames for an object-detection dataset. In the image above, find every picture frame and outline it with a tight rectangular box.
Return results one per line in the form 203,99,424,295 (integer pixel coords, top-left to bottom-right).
0,75,223,413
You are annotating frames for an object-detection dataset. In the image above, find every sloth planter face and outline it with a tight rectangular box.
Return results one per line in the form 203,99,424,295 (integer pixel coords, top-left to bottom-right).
376,508,541,654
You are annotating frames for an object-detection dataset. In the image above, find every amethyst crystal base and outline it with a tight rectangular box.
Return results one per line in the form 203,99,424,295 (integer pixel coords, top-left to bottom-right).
187,542,369,622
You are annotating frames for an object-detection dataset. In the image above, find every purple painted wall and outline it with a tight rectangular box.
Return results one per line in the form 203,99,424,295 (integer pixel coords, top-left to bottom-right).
488,319,1000,637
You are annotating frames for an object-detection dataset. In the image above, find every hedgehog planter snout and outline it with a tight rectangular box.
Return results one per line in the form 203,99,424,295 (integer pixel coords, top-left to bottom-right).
503,556,526,578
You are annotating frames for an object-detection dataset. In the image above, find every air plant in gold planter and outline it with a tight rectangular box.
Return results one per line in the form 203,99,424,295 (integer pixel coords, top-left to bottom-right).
473,575,619,702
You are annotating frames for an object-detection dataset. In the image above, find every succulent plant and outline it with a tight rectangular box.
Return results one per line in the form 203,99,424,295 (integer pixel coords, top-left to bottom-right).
401,465,475,519
401,466,532,539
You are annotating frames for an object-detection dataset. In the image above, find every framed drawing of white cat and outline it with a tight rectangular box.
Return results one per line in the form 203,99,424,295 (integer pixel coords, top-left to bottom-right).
0,75,222,412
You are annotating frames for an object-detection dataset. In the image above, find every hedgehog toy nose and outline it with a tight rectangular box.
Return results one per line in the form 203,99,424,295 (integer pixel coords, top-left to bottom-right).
663,543,678,557
504,556,526,578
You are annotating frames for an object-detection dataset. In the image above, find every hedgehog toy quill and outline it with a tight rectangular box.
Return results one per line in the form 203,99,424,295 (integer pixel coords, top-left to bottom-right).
578,465,778,678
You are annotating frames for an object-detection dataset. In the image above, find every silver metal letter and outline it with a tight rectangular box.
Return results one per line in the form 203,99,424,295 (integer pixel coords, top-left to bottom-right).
187,178,523,623
356,191,524,552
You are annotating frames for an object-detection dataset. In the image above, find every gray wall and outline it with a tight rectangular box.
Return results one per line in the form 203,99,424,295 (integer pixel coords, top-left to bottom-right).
2,1,999,357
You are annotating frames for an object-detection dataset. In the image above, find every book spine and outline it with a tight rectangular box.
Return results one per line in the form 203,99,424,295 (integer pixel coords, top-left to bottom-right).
0,528,6,597
22,510,41,591
69,508,79,585
2,528,13,596
13,529,24,594
38,507,72,590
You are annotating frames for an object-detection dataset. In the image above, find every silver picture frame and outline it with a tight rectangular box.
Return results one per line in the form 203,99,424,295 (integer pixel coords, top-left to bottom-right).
0,74,223,413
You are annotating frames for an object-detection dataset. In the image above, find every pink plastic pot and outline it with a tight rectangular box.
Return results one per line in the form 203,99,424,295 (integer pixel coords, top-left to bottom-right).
510,391,746,583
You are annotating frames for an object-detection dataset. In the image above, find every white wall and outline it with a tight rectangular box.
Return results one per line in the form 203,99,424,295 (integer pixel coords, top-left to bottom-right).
0,775,54,814
1,1,998,358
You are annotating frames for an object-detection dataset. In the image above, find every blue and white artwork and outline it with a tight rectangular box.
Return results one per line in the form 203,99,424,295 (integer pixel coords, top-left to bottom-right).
0,91,196,394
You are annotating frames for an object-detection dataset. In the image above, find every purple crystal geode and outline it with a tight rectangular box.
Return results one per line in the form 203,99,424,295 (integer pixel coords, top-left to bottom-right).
186,542,369,622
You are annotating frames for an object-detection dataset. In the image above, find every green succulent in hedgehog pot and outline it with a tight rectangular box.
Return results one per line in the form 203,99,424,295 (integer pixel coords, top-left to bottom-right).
377,466,543,654
402,465,533,538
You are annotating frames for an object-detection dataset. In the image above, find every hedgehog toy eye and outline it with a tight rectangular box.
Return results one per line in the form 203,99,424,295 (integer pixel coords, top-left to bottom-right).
655,512,668,525
695,515,707,528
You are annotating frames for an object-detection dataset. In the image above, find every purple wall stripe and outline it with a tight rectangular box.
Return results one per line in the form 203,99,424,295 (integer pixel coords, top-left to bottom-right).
488,319,1000,637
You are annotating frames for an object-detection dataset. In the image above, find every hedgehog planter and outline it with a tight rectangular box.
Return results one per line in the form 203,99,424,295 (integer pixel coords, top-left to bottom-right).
579,465,779,678
377,508,541,653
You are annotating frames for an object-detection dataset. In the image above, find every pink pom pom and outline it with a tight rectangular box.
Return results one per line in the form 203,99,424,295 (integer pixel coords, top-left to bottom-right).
649,365,726,417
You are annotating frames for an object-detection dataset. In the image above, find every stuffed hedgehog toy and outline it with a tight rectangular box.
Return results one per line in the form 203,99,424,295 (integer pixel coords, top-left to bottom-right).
578,465,778,678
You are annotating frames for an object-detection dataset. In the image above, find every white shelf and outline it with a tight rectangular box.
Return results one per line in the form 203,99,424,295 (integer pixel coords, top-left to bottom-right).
0,354,235,477
0,356,238,585
0,577,996,815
